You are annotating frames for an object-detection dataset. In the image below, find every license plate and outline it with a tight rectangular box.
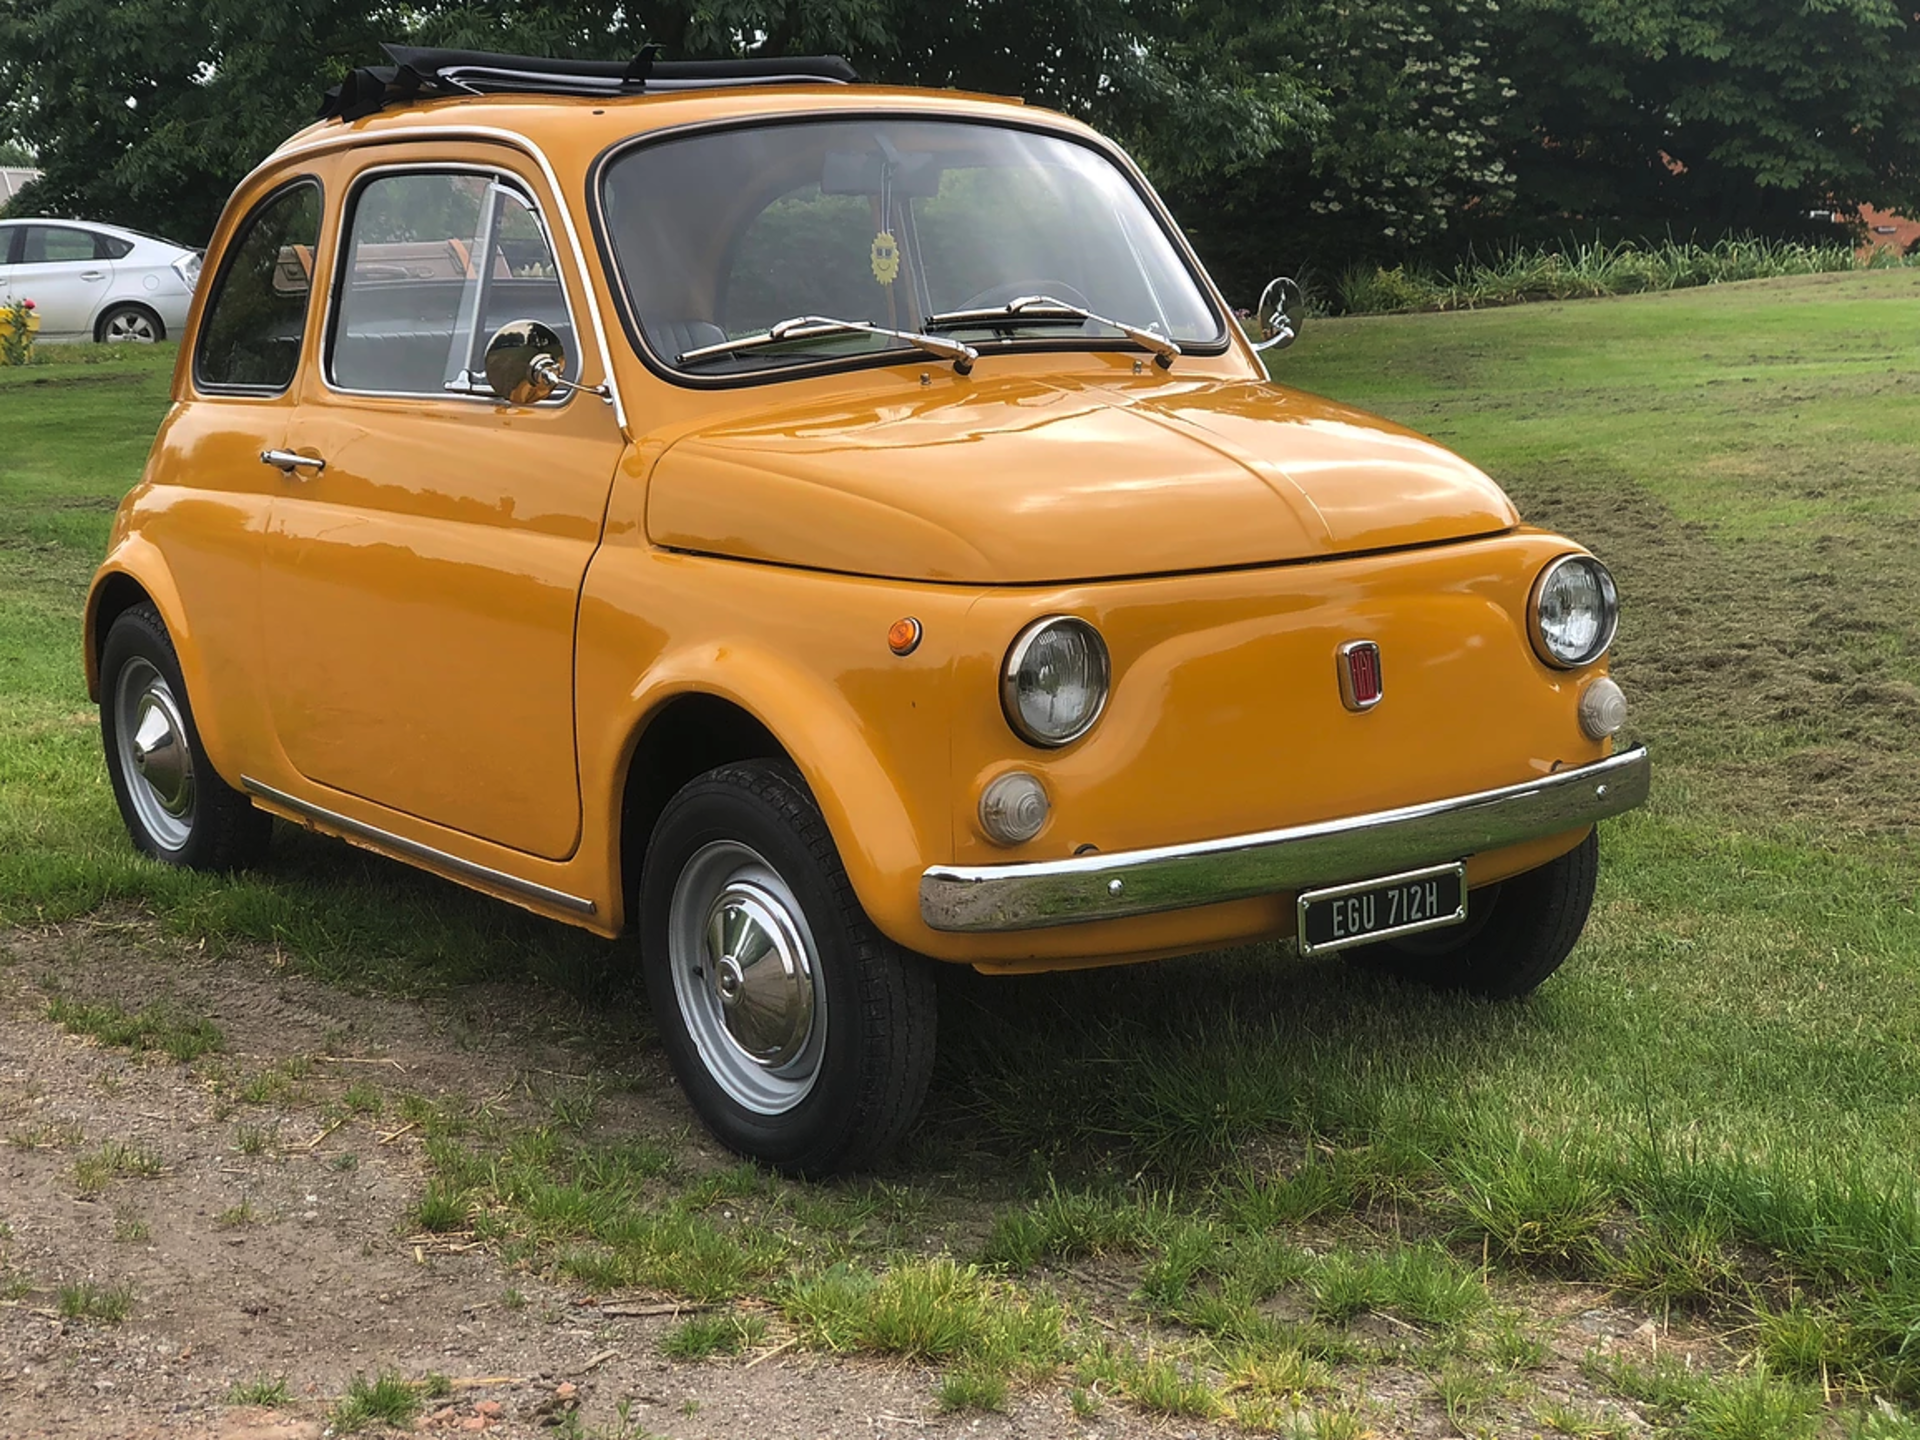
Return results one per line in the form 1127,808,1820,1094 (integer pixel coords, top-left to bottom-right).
1296,862,1466,956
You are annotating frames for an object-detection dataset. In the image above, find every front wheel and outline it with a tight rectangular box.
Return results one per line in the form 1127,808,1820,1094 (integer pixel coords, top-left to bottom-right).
639,761,936,1176
1346,829,1599,998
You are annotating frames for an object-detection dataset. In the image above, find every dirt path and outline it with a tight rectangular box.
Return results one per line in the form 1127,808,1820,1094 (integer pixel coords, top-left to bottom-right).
0,917,1248,1440
0,917,1685,1440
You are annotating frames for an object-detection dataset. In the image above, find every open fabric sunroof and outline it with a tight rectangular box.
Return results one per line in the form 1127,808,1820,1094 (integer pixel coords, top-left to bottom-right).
320,43,858,122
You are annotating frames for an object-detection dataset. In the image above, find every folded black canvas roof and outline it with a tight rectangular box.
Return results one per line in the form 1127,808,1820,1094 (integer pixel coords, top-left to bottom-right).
320,44,858,121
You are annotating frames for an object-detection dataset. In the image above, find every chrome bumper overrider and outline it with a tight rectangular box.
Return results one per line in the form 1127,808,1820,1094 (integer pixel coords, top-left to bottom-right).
919,746,1649,933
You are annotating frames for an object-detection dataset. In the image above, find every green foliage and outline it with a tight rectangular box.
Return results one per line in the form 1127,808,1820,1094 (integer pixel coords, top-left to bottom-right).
330,1371,423,1433
658,1310,767,1359
226,1375,293,1406
57,1279,134,1322
1495,0,1920,240
1337,237,1906,314
46,996,223,1063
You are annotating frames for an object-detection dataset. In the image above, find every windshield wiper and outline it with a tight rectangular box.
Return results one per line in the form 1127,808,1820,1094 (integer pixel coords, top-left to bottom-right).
675,315,979,375
924,294,1182,369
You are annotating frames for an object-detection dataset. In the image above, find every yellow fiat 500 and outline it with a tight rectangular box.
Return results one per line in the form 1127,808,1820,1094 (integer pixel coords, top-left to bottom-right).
86,46,1648,1173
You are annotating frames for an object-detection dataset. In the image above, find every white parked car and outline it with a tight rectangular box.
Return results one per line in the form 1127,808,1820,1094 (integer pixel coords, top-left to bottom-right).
0,218,200,342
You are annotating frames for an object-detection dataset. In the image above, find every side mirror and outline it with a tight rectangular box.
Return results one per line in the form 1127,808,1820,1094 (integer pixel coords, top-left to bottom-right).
1251,276,1302,354
484,319,568,404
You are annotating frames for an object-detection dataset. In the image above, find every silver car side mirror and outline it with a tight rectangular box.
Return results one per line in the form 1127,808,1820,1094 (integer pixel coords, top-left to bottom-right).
483,319,610,404
1251,276,1302,354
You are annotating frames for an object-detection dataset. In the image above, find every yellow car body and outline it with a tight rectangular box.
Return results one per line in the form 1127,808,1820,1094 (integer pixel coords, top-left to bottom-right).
85,59,1644,1168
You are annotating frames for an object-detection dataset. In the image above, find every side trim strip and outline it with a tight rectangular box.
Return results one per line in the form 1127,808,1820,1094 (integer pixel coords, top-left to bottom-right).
242,777,597,916
920,746,1649,933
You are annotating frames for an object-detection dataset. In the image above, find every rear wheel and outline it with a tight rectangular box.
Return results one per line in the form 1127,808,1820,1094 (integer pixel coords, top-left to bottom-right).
639,761,936,1175
99,603,271,868
1346,829,1598,998
96,303,164,344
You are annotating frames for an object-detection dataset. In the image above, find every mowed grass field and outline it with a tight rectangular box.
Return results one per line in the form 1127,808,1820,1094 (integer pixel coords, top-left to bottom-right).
4,274,1920,1436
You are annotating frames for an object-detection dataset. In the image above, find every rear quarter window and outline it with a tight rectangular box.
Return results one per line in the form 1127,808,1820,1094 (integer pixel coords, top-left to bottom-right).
194,180,323,393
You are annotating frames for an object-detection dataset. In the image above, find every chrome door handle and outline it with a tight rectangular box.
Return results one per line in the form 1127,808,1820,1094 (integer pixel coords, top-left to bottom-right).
260,449,326,476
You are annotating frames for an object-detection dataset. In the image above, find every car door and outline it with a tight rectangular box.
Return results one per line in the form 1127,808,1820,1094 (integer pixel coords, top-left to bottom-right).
0,223,15,305
110,172,328,809
263,149,624,862
11,224,115,338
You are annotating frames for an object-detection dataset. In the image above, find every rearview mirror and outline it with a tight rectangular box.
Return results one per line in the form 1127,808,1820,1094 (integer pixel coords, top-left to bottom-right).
484,319,567,404
1251,276,1302,354
821,148,945,198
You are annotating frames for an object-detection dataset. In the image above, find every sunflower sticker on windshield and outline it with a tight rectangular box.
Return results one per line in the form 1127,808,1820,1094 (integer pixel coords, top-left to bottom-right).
870,230,900,286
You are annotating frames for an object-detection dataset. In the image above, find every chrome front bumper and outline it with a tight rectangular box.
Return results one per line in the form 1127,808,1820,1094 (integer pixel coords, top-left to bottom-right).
919,746,1650,933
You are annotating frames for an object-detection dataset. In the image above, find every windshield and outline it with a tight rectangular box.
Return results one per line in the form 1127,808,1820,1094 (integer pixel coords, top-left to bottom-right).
597,118,1225,377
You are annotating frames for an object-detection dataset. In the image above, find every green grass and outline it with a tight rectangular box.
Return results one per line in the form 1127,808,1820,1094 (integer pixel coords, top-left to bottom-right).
225,1374,292,1407
57,1278,134,1322
45,995,222,1062
658,1310,769,1360
329,1370,423,1433
10,282,1920,1431
72,1139,164,1195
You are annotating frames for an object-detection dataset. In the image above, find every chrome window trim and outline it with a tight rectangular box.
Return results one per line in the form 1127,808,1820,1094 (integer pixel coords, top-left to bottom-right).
242,777,597,916
318,161,581,408
584,107,1235,391
254,125,629,433
920,746,1650,933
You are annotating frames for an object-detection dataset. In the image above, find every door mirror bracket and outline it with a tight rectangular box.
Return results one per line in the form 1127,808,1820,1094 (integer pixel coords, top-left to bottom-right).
1250,277,1303,355
483,319,612,405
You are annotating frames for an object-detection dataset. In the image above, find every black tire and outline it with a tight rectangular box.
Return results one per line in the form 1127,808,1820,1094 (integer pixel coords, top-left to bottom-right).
639,761,936,1176
1346,829,1599,998
99,603,271,869
95,303,164,344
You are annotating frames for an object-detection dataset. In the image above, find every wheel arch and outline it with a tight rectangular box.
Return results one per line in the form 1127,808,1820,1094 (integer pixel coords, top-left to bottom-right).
85,552,237,776
608,660,937,947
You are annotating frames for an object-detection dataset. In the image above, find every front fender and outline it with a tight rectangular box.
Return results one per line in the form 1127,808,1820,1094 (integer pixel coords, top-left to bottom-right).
630,647,939,943
573,553,978,949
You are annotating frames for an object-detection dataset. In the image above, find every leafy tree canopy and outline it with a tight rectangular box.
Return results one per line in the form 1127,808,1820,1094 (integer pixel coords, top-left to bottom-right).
1,0,1916,297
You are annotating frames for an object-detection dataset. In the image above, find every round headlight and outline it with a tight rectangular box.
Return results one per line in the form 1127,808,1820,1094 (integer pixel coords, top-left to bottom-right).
1001,616,1110,747
1529,555,1619,669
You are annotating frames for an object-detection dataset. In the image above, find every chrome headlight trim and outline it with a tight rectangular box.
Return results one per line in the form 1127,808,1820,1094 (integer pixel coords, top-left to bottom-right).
1000,615,1111,748
1528,553,1619,669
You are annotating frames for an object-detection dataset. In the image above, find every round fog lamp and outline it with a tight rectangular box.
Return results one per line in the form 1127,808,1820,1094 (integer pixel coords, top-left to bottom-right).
1578,677,1628,739
979,772,1049,846
1530,554,1619,669
1002,616,1110,747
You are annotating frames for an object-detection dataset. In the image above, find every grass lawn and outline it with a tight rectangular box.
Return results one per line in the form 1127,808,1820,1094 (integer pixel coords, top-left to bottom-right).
5,277,1920,1434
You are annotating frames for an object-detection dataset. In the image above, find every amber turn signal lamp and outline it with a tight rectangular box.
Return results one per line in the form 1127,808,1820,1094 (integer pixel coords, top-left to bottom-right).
888,617,923,656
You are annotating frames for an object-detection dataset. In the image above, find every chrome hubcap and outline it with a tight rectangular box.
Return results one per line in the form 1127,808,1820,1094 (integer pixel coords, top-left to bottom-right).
668,841,825,1115
113,659,195,849
106,312,157,343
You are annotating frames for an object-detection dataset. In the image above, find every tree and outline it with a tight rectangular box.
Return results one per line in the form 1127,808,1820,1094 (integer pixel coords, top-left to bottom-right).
0,0,1319,246
1488,0,1920,241
1158,0,1516,301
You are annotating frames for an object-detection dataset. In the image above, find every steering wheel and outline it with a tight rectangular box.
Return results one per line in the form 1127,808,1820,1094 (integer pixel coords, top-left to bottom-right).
954,279,1094,313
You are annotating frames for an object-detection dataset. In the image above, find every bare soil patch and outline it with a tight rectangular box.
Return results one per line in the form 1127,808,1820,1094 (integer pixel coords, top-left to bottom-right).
0,917,1693,1438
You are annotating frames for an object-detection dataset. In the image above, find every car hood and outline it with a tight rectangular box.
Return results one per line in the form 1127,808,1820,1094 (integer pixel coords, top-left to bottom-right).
645,374,1519,584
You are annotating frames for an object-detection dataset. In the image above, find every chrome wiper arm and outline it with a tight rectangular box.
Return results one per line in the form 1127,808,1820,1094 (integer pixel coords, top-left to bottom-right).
675,314,978,374
925,294,1182,369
